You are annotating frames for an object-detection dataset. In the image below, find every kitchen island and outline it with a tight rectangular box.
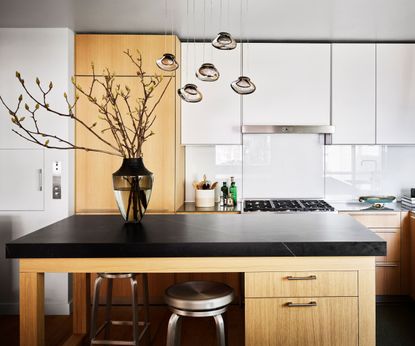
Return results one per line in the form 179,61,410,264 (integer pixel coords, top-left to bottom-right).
6,213,385,346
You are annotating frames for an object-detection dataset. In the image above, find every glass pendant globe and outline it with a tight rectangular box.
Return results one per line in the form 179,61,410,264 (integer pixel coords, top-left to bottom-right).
231,76,256,95
156,53,179,71
212,32,237,50
177,83,203,103
196,63,220,82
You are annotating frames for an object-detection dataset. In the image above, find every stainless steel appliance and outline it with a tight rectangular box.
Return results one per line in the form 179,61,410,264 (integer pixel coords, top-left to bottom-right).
243,199,335,213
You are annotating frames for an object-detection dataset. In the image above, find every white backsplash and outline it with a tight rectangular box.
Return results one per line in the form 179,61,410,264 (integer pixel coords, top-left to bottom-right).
325,145,415,201
243,134,325,199
185,146,242,202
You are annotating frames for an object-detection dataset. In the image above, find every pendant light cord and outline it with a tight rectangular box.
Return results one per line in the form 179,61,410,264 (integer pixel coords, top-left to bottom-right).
193,0,197,81
246,0,250,75
203,0,206,62
164,0,167,53
210,0,213,62
186,0,189,82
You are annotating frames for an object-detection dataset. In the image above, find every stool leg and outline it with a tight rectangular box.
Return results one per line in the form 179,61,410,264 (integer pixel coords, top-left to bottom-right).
90,276,103,341
130,276,140,346
213,314,226,346
142,273,151,345
104,278,113,339
166,313,181,346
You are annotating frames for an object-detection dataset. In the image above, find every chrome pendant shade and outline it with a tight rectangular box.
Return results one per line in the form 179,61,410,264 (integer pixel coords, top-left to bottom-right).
212,32,237,50
231,76,256,95
196,63,220,82
156,53,179,71
178,83,203,103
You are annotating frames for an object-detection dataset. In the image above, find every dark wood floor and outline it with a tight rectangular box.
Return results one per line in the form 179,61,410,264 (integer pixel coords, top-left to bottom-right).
0,305,244,346
1,302,415,345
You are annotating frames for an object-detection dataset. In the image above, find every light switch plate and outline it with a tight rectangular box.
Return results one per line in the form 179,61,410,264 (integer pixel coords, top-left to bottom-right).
53,161,62,175
52,175,61,199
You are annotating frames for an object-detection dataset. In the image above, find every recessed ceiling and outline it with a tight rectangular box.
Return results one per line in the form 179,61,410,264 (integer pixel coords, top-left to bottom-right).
1,0,415,41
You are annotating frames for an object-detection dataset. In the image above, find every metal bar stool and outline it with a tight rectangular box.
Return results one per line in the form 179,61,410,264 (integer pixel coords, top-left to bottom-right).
90,273,150,346
164,281,234,346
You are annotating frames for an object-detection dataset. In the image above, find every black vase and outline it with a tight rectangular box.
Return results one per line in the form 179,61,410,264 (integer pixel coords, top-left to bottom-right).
112,158,154,223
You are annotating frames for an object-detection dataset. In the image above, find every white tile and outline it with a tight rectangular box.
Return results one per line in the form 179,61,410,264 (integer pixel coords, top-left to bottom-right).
243,134,325,199
185,146,242,202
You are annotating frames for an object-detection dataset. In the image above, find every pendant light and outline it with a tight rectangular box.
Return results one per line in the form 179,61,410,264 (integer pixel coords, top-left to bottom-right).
178,0,203,102
196,0,220,82
156,0,179,71
231,0,256,95
212,0,237,50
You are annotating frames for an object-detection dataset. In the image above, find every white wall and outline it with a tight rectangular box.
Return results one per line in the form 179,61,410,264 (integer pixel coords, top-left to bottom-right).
0,28,74,314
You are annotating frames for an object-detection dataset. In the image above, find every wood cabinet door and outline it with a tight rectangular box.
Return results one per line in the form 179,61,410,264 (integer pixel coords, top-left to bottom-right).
375,265,401,295
243,43,330,126
75,76,177,213
331,44,375,144
75,34,178,76
245,297,358,346
377,44,415,144
180,43,241,145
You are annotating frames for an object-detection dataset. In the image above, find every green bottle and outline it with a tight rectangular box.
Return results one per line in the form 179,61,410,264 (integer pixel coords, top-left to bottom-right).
230,177,237,204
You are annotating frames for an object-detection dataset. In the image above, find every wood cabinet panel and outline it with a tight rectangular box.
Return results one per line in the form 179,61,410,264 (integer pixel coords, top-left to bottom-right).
374,229,400,263
76,34,178,76
245,271,357,298
331,44,376,144
375,264,401,295
245,297,358,346
347,212,401,228
75,76,177,213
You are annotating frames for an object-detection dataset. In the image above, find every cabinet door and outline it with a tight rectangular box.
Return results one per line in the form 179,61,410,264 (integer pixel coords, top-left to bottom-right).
75,34,178,76
331,44,375,144
181,43,241,144
243,43,330,125
0,149,44,210
377,44,415,144
246,297,358,346
75,77,176,213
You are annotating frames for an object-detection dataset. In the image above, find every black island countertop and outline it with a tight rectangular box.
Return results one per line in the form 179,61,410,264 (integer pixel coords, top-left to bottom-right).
5,214,386,258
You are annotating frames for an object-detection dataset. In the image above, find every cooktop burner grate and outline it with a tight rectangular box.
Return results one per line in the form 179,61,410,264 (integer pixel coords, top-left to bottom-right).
243,199,335,212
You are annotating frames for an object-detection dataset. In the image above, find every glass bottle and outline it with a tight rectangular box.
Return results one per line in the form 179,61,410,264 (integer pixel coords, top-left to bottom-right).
230,177,237,205
221,182,228,203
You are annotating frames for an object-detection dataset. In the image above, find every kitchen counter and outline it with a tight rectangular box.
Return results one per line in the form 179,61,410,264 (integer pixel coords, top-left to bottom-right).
6,213,385,258
9,213,381,346
331,201,406,212
176,202,241,214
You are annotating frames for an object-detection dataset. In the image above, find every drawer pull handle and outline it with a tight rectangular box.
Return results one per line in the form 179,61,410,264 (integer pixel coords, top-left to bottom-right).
376,263,398,268
287,301,317,307
286,275,317,281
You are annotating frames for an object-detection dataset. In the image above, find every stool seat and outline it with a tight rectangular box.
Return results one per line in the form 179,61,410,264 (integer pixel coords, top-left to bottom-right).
165,281,234,311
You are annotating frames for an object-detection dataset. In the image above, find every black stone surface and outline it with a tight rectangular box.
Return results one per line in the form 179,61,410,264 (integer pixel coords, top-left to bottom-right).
5,214,386,258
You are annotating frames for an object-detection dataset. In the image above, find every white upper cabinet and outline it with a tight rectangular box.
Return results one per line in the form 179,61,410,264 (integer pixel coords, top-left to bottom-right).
243,43,330,125
181,43,241,145
377,44,415,144
331,44,376,144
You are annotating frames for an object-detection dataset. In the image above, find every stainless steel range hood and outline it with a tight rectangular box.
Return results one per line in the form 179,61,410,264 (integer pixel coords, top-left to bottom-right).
241,125,335,134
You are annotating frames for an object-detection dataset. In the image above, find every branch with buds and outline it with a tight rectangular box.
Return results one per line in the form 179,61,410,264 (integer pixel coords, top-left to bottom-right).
0,50,173,158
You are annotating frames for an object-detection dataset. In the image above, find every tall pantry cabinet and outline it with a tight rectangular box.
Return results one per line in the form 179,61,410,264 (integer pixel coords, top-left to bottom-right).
75,34,184,214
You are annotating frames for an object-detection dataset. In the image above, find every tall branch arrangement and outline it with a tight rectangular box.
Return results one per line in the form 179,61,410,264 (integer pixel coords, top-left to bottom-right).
0,50,172,158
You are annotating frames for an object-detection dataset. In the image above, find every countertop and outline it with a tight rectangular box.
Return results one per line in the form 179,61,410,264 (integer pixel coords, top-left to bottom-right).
176,202,241,214
331,201,407,212
5,214,385,258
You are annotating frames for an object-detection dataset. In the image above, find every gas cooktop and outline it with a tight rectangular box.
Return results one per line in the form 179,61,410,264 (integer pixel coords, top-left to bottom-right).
243,199,335,213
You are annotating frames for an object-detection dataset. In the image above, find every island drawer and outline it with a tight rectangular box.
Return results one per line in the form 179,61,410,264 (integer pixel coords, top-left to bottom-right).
245,271,358,297
245,297,358,346
347,212,401,228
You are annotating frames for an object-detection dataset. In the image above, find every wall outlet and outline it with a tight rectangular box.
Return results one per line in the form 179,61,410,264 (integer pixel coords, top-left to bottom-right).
53,161,62,175
52,175,61,199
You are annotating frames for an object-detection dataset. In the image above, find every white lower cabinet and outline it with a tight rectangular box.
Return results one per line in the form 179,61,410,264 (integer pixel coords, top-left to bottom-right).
331,44,376,144
0,149,44,210
377,44,415,144
180,43,241,145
